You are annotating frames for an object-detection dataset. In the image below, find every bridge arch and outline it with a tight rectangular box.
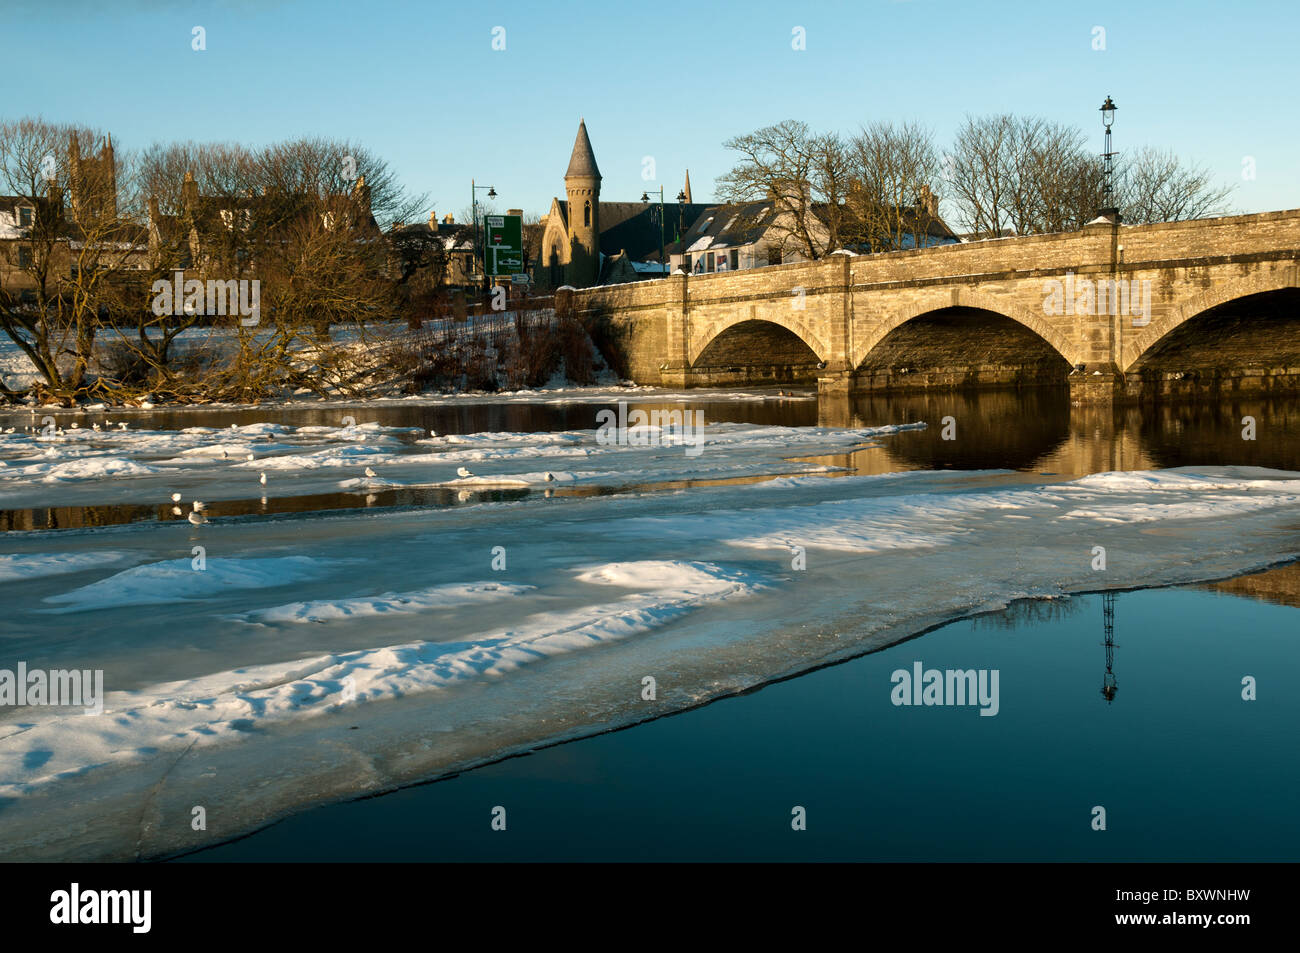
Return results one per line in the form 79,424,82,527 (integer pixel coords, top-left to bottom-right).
852,288,1080,369
1122,270,1300,372
687,311,829,368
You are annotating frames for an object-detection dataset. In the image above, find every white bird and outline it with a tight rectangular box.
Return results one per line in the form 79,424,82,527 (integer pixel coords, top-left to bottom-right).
544,472,556,482
188,510,207,526
429,429,437,438
246,453,254,461
92,423,100,431
364,467,376,479
258,472,267,486
118,422,128,431
69,422,79,430
192,501,206,512
457,466,473,478
171,492,182,502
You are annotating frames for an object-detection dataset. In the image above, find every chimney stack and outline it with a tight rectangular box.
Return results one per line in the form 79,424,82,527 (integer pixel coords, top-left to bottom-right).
182,170,199,211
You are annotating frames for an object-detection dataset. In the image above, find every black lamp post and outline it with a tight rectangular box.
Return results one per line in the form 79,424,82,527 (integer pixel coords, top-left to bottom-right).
1099,96,1118,219
470,179,497,291
641,186,666,273
675,188,688,272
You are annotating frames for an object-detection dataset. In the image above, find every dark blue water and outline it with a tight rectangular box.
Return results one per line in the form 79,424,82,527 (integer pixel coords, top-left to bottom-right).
181,574,1300,862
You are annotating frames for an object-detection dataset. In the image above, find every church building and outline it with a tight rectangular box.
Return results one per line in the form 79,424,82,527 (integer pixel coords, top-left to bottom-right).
534,119,710,289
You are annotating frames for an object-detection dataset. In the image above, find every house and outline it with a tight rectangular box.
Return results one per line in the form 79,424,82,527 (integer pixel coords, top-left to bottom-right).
671,184,959,274
0,134,150,308
388,212,477,289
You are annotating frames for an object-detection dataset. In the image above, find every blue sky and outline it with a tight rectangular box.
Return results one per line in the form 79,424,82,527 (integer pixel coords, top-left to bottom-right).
5,0,1298,219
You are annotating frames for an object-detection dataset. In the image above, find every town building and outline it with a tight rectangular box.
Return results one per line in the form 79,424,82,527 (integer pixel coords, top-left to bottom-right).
533,120,711,289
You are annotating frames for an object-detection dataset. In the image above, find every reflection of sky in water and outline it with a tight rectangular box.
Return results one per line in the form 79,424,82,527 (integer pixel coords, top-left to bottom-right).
186,568,1300,862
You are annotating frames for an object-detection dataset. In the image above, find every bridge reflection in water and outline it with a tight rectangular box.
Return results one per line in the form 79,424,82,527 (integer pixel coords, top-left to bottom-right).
813,388,1300,475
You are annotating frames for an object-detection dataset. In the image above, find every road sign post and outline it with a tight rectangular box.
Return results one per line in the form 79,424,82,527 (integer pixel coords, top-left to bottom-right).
483,214,524,277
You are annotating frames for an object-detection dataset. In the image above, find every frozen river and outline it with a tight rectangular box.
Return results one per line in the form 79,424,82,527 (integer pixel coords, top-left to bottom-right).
1,386,1297,860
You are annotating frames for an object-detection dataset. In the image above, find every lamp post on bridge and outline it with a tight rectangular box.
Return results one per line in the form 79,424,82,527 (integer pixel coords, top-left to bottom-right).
1098,96,1119,221
675,188,688,272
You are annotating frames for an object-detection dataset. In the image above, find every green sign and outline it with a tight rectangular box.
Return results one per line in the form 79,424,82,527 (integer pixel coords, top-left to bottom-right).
483,214,524,276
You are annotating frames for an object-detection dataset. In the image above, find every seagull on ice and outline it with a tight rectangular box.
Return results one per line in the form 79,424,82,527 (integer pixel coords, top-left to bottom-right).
188,510,207,526
457,466,473,478
429,429,437,438
171,493,182,503
364,467,377,479
258,472,267,486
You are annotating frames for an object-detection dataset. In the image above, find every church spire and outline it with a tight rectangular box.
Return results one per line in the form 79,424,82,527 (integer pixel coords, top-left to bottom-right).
564,118,601,181
683,169,693,204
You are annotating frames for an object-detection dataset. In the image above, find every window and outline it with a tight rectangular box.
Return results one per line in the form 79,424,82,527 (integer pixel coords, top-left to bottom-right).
706,251,715,272
18,246,32,269
18,206,33,227
729,249,739,271
583,201,591,228
768,247,782,266
697,216,713,234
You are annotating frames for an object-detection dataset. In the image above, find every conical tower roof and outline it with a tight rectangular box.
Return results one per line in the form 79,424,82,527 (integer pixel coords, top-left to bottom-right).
683,169,693,203
564,118,601,181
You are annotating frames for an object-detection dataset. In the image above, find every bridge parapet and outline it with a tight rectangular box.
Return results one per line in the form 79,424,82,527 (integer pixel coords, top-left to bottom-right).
564,209,1300,403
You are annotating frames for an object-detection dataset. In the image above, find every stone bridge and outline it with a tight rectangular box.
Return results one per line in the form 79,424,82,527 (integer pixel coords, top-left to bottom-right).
561,209,1300,403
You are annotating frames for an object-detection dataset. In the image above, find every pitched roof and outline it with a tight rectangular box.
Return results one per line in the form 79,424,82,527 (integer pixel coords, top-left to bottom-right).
680,199,959,254
679,201,779,252
557,200,713,261
564,119,601,181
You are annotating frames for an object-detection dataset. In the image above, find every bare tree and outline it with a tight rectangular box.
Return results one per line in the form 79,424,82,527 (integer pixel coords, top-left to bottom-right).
847,120,942,251
0,118,147,401
945,114,1017,239
715,120,848,259
1117,146,1233,224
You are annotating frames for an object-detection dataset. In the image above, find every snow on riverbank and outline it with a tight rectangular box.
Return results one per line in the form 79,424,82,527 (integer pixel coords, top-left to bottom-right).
0,457,1297,860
